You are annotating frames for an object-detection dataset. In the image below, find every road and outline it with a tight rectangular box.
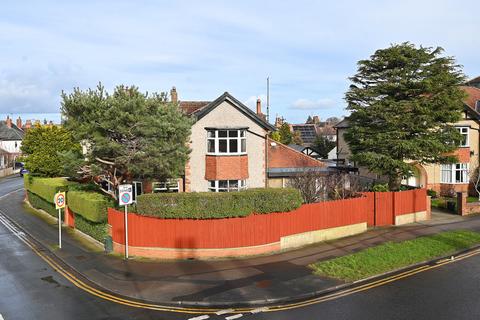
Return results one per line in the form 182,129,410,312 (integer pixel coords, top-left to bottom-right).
1,175,480,319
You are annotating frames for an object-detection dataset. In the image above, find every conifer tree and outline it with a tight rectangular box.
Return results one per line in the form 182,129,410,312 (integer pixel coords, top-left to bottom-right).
345,43,466,190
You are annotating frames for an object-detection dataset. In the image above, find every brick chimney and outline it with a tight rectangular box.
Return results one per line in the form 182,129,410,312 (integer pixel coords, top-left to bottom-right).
25,119,32,129
5,116,12,128
256,98,262,115
16,116,22,129
170,86,178,103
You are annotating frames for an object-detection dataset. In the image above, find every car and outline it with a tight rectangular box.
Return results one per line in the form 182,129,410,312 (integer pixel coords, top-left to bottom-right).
20,168,29,176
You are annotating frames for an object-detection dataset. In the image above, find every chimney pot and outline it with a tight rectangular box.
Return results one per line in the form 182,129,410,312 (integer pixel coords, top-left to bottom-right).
5,116,12,128
25,120,32,129
16,116,22,129
256,98,262,115
170,86,178,103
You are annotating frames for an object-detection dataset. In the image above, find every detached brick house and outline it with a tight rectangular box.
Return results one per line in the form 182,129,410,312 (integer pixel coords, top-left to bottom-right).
138,88,327,194
335,81,480,196
0,116,25,176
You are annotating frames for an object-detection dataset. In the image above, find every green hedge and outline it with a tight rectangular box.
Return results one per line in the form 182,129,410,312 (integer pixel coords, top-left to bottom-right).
135,188,303,219
74,214,107,243
24,175,74,203
27,191,59,217
68,191,112,223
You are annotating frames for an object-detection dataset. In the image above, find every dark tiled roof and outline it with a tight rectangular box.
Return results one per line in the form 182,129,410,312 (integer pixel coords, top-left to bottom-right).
466,76,480,88
291,123,318,144
0,121,24,141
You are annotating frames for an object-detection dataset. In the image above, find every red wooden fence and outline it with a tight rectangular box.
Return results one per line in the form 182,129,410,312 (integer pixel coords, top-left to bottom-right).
108,188,427,250
363,189,427,226
108,196,370,249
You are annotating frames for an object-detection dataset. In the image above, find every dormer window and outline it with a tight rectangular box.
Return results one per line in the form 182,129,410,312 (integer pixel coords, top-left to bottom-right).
457,127,469,147
206,128,247,155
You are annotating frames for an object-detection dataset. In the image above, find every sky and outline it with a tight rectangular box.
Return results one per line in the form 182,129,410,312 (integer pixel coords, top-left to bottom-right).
0,0,479,124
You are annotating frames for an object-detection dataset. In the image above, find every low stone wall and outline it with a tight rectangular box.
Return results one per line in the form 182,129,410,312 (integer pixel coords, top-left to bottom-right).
395,211,428,225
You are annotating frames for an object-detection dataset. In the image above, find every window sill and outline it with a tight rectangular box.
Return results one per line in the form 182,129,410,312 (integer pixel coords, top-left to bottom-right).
206,153,247,156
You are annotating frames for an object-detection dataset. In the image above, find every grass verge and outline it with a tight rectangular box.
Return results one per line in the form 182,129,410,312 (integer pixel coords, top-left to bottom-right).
310,230,480,282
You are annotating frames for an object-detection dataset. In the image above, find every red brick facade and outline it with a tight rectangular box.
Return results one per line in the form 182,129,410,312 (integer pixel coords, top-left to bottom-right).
451,147,470,163
205,155,249,180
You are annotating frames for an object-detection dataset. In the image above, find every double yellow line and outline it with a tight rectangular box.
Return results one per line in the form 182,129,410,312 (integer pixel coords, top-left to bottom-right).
1,207,479,315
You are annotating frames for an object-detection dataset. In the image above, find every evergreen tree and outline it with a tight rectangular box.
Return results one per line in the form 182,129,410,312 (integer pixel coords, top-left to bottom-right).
345,43,466,190
61,84,193,198
313,134,335,159
21,124,81,177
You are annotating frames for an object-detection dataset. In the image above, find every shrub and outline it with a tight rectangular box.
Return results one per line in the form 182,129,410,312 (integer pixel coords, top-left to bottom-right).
74,214,107,243
427,189,437,198
24,175,75,203
27,191,60,218
67,191,112,223
372,183,389,192
135,188,303,219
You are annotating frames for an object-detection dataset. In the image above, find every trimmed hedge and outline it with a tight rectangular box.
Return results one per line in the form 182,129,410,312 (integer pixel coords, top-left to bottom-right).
27,191,59,218
135,188,303,219
24,175,74,202
68,191,112,223
74,214,107,243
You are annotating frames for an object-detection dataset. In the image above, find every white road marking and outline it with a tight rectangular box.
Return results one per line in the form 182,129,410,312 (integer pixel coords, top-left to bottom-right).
250,307,268,314
216,309,235,315
0,188,23,200
188,315,209,320
225,314,243,320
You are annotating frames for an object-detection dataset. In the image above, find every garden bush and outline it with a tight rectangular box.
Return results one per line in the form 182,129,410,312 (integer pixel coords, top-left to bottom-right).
24,175,75,202
68,191,113,223
135,188,303,219
27,191,60,218
74,214,107,243
427,189,437,198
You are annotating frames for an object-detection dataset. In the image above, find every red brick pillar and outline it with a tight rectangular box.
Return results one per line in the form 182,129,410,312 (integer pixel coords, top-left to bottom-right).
457,192,467,216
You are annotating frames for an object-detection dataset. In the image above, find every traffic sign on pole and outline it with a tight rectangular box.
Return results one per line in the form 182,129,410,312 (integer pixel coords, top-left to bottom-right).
118,184,132,259
53,192,66,249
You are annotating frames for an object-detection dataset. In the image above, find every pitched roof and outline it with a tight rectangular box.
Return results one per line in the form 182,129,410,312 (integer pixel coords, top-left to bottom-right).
192,92,275,131
466,76,480,86
0,121,24,141
291,123,318,144
268,139,326,169
179,101,211,115
461,86,480,110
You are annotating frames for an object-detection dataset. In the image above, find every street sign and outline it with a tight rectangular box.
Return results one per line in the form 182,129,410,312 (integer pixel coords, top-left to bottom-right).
53,192,66,249
54,192,66,210
118,184,133,206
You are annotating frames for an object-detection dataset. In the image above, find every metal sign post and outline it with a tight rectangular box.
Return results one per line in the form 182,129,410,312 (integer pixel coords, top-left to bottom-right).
54,192,66,249
118,184,133,259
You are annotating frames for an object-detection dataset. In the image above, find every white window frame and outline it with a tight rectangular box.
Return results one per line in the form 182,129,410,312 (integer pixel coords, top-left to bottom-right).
208,180,247,192
206,129,247,155
152,179,179,193
456,127,469,147
440,163,469,184
132,181,143,202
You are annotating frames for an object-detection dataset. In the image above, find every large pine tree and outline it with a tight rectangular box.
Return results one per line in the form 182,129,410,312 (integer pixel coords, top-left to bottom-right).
345,43,466,190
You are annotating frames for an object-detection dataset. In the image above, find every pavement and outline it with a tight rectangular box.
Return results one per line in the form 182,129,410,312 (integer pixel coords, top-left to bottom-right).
2,175,480,307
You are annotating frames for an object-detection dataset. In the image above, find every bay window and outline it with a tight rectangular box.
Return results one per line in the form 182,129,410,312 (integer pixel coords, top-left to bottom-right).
207,129,247,155
440,163,469,184
208,180,247,192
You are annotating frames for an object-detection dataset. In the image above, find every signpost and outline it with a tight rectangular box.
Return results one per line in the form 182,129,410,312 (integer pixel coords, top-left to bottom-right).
54,192,66,249
118,184,133,259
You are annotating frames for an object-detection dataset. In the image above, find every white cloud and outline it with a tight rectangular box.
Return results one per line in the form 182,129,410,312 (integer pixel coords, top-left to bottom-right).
292,98,336,110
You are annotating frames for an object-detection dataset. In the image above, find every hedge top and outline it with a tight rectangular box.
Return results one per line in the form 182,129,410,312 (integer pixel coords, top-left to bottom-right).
135,188,303,219
24,175,74,203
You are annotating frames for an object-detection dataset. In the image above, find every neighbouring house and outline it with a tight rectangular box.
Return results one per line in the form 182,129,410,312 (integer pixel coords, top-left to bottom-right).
335,82,480,195
287,144,321,159
132,88,327,195
0,116,25,176
466,76,480,89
